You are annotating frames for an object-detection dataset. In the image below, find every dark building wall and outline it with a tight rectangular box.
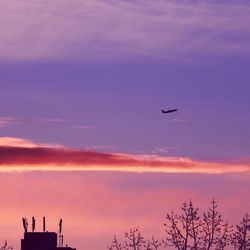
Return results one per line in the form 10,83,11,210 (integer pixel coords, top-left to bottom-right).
57,247,76,250
21,232,57,250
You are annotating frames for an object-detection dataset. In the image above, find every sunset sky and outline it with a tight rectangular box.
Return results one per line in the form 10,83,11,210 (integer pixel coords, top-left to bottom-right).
0,1,250,250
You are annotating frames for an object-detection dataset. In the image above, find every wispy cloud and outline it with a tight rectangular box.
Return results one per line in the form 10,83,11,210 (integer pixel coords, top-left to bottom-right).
0,1,249,61
44,118,66,123
153,146,176,154
72,125,92,129
85,145,116,151
0,137,248,174
172,118,202,123
0,137,63,149
0,117,21,127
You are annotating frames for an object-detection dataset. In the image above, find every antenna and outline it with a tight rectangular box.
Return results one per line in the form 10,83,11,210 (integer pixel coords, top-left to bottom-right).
22,218,28,233
32,217,35,232
59,219,62,234
43,217,46,232
58,219,63,247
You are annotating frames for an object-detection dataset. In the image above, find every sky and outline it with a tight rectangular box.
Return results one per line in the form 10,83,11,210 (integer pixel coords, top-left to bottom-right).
0,1,250,250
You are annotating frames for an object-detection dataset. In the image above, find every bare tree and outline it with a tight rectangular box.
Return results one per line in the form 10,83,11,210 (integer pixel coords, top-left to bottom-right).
108,236,122,250
108,199,249,250
124,228,145,250
144,236,162,250
163,199,232,250
232,213,250,250
108,228,161,250
0,241,13,250
149,236,162,250
202,199,232,249
163,200,202,250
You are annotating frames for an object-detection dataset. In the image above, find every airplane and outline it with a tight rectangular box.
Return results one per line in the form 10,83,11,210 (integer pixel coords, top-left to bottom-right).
161,108,178,114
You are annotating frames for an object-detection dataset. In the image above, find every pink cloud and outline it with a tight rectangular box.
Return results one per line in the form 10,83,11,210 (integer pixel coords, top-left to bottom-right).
0,137,249,174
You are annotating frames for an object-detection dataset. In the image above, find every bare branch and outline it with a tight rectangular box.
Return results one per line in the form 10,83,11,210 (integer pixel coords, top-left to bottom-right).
232,213,250,250
0,241,13,250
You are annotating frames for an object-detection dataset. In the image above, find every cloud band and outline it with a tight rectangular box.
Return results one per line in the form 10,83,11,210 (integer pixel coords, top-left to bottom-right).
0,144,248,174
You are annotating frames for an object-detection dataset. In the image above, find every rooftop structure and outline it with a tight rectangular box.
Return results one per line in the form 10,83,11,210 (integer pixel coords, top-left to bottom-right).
21,217,76,250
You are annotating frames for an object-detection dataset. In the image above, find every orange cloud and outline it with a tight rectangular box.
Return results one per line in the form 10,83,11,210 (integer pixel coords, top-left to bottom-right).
0,137,249,174
0,137,63,148
0,137,39,148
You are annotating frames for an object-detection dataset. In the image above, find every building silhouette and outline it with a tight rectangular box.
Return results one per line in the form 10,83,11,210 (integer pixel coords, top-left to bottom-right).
21,217,76,250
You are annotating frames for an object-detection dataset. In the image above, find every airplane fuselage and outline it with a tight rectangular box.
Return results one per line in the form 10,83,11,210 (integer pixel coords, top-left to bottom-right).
161,109,178,113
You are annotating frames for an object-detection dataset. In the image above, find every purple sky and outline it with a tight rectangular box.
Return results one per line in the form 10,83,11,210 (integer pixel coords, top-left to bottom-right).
0,58,250,160
1,1,250,161
0,1,250,161
0,1,250,249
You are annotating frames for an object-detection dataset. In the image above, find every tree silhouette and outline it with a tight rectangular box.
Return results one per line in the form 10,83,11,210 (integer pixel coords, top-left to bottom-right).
0,241,13,250
124,228,145,250
202,199,232,249
163,200,203,249
108,199,249,250
108,228,160,250
146,236,161,250
108,236,122,250
232,213,250,250
164,199,232,249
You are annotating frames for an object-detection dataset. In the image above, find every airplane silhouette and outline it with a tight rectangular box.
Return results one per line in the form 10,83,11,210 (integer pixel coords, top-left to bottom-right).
161,108,178,114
